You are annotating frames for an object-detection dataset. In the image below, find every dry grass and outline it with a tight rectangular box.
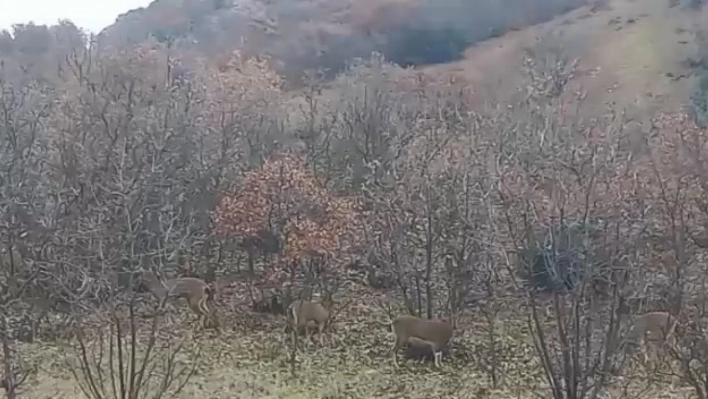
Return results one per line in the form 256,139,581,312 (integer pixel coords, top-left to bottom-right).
17,285,692,399
20,283,537,399
413,0,707,120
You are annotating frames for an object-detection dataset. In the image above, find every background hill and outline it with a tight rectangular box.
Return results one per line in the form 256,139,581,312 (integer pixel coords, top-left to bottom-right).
96,0,587,82
87,0,708,120
4,0,706,115
419,0,708,121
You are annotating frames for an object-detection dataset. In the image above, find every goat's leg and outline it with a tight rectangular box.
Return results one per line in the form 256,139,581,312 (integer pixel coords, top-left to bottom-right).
195,296,210,331
635,338,649,367
640,348,647,366
197,309,206,331
186,299,203,334
191,313,200,334
318,323,325,347
304,325,312,347
391,337,404,368
282,323,289,346
198,296,213,330
433,349,443,368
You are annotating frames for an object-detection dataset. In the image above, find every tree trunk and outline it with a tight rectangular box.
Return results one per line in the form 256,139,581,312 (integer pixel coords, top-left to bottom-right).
425,186,434,320
2,316,17,399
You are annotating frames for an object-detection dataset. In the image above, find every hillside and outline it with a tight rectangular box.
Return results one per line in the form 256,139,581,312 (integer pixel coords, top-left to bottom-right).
94,0,708,119
96,0,589,82
409,0,707,122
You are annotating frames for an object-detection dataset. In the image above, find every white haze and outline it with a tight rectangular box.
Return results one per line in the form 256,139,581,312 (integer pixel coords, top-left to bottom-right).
0,0,153,34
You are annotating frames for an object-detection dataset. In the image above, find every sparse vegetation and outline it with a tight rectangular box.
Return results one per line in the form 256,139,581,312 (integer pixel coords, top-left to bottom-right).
383,26,469,66
692,72,708,126
67,296,199,399
691,29,708,126
96,0,589,80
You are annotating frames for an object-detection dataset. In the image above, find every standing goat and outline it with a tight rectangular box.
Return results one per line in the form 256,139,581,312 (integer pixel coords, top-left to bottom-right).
619,311,678,368
142,273,215,331
389,315,454,368
286,295,334,347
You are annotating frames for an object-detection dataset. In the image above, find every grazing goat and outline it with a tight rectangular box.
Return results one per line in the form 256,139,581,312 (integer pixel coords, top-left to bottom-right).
286,296,334,347
143,274,215,331
389,315,454,368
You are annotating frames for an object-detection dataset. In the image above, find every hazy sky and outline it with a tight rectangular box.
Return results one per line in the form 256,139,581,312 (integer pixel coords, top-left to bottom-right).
0,0,153,33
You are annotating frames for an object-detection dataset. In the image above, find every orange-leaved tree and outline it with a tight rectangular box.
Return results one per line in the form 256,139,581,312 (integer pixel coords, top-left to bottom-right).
211,152,362,284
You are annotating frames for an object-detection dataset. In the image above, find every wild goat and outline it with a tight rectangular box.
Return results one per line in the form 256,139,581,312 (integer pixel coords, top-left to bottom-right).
620,311,678,368
286,296,334,347
390,315,454,368
142,274,215,331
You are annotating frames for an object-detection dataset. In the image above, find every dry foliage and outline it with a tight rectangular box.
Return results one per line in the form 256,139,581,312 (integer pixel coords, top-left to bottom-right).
212,153,362,281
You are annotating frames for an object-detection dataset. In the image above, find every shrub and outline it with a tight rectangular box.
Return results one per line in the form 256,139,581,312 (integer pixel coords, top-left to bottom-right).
520,221,604,293
691,71,708,128
383,26,468,67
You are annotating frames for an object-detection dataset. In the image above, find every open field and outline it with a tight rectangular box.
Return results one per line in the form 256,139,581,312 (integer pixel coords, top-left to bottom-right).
23,292,536,398
20,285,692,399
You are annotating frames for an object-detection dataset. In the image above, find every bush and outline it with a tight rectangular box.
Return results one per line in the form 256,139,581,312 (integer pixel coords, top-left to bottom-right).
383,26,468,67
691,71,708,128
687,0,705,10
520,221,603,292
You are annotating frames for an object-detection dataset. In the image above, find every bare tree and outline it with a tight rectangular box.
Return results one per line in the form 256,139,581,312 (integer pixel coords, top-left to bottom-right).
68,293,198,399
0,56,55,399
482,36,656,398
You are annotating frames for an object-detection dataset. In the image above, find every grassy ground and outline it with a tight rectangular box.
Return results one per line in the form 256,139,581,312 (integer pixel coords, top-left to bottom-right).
20,286,693,398
22,291,541,398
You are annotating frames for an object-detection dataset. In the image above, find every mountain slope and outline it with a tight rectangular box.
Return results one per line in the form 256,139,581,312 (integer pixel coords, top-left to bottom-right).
97,0,707,120
416,0,707,119
97,0,589,82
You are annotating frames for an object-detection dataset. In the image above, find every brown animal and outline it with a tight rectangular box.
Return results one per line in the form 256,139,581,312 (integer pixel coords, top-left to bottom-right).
621,311,678,367
390,315,454,368
286,296,334,347
24,295,74,342
143,274,215,331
